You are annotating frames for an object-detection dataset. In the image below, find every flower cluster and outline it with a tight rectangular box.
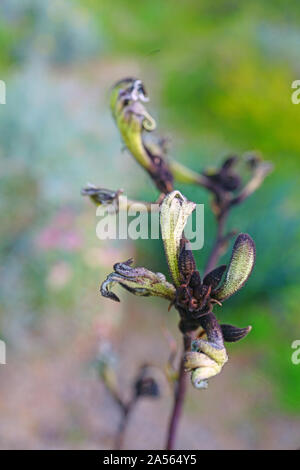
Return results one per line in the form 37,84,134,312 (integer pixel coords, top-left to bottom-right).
101,191,255,388
81,78,272,392
108,78,272,215
109,78,174,194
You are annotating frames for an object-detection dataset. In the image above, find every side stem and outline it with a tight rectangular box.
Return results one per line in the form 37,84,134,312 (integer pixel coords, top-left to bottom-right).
114,399,136,450
204,210,229,276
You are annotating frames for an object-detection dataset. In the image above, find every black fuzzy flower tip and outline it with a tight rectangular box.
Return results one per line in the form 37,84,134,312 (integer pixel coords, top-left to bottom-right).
134,376,160,399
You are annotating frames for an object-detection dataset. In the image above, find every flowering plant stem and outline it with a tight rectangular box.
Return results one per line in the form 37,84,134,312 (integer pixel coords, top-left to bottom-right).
165,333,191,450
165,211,229,449
86,78,273,450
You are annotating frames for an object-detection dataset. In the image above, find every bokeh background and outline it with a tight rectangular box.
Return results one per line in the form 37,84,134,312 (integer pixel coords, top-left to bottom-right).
0,0,300,449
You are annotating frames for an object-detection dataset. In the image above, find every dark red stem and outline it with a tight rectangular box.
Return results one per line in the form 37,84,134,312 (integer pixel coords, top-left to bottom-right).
165,334,191,450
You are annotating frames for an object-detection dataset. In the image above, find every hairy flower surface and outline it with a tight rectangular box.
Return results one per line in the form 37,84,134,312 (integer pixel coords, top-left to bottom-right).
101,259,176,302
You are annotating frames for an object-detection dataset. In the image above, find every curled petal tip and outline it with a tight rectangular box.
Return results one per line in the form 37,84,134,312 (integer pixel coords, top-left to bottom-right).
100,276,120,302
186,339,228,390
191,363,222,388
192,378,208,390
113,258,134,272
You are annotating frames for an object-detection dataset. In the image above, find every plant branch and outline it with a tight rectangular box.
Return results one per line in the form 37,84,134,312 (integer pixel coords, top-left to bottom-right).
114,397,137,450
203,208,236,276
101,362,160,449
165,333,192,450
99,364,137,450
169,160,222,198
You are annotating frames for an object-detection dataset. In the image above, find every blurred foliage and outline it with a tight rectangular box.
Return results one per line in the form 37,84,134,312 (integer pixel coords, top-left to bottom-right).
0,0,100,68
0,0,300,414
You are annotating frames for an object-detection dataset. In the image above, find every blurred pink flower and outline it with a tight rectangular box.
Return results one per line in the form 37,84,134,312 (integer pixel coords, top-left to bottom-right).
36,209,82,252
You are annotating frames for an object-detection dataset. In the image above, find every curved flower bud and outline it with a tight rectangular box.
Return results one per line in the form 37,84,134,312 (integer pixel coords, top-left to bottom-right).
221,324,252,343
178,237,197,281
184,352,220,389
183,312,228,389
110,78,173,194
100,259,176,303
110,78,149,116
184,351,213,371
110,79,156,171
184,341,228,389
191,359,222,390
118,100,156,170
160,191,196,286
214,233,256,301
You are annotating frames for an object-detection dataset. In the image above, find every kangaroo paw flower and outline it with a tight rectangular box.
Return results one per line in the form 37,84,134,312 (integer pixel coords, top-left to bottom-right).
184,341,228,389
110,78,174,193
160,190,196,287
214,233,256,301
100,259,176,302
183,312,228,389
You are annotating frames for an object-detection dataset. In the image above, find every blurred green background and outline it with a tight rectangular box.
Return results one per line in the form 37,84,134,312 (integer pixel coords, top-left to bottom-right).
0,0,299,449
